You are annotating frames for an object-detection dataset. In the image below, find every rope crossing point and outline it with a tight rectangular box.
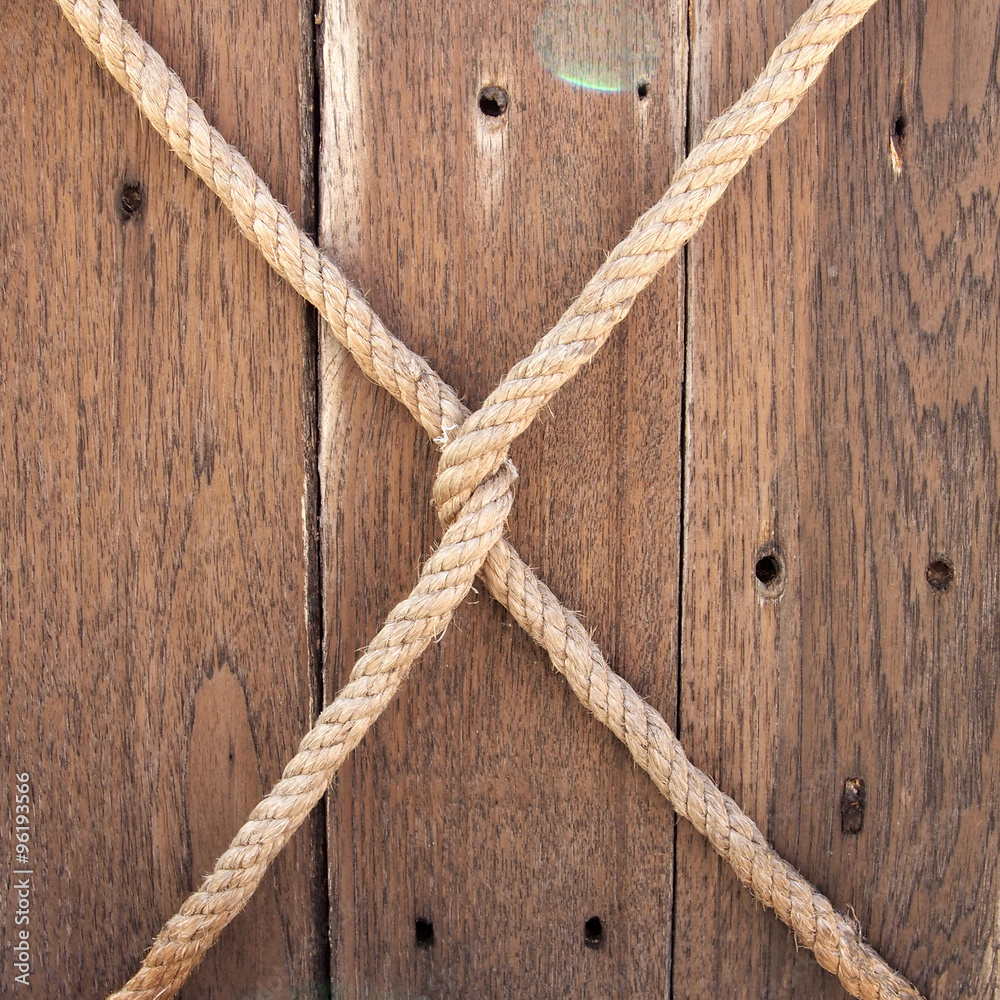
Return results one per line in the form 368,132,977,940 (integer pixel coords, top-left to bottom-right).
50,0,924,998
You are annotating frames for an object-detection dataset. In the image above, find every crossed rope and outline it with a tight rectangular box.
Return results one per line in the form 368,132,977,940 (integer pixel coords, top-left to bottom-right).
52,0,926,997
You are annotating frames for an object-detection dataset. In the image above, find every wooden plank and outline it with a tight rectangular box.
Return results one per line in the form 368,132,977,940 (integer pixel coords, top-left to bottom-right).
0,2,323,997
318,1,687,996
675,1,1000,997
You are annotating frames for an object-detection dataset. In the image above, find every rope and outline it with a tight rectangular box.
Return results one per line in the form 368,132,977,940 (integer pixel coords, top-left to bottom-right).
49,1,923,999
481,540,922,1000
434,1,883,524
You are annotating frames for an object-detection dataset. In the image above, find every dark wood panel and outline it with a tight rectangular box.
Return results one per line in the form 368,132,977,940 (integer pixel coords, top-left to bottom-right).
318,1,687,996
675,1,1000,997
0,2,323,997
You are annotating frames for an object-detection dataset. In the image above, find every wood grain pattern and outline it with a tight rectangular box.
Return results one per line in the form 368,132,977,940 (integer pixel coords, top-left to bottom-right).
675,1,1000,997
318,1,686,997
0,2,323,998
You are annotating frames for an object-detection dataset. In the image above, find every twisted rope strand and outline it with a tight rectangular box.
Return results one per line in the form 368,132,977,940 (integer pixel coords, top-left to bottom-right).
433,0,878,525
479,539,922,1000
54,0,466,445
49,1,922,998
105,460,517,1000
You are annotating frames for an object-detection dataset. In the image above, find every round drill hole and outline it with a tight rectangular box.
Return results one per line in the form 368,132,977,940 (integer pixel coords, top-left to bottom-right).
754,546,785,595
414,917,434,948
583,915,604,949
926,558,954,592
118,180,143,222
478,85,509,118
637,80,650,100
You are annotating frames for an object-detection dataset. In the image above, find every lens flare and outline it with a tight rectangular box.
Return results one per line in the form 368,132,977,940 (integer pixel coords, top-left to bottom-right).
533,0,660,94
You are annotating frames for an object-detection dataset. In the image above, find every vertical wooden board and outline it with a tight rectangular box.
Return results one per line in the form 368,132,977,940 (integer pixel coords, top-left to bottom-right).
0,2,323,997
676,1,1000,997
319,1,687,996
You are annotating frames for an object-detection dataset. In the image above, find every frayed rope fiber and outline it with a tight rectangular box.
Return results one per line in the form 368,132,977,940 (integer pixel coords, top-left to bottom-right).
51,0,923,997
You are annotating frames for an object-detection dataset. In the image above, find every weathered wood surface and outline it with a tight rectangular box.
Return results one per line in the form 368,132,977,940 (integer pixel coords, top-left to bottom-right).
0,1,324,997
2,1,998,998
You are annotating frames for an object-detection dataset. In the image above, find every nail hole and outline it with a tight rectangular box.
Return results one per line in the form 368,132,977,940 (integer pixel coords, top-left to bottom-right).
118,180,143,222
637,80,650,100
754,546,785,595
926,558,954,592
840,777,866,835
889,102,907,176
414,918,434,948
583,915,604,949
478,85,509,118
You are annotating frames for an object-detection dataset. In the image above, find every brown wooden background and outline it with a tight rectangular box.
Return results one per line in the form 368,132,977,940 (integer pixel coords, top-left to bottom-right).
2,1,998,998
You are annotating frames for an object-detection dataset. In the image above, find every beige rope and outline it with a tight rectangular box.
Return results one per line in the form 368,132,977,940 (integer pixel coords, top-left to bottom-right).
481,540,922,1000
106,459,518,999
433,0,880,523
50,1,923,999
54,0,465,445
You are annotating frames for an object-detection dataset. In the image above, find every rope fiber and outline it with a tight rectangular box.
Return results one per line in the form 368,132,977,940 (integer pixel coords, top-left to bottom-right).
49,0,924,998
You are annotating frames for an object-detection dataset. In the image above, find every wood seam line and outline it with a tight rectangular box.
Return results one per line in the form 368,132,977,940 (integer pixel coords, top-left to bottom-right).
48,0,921,997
